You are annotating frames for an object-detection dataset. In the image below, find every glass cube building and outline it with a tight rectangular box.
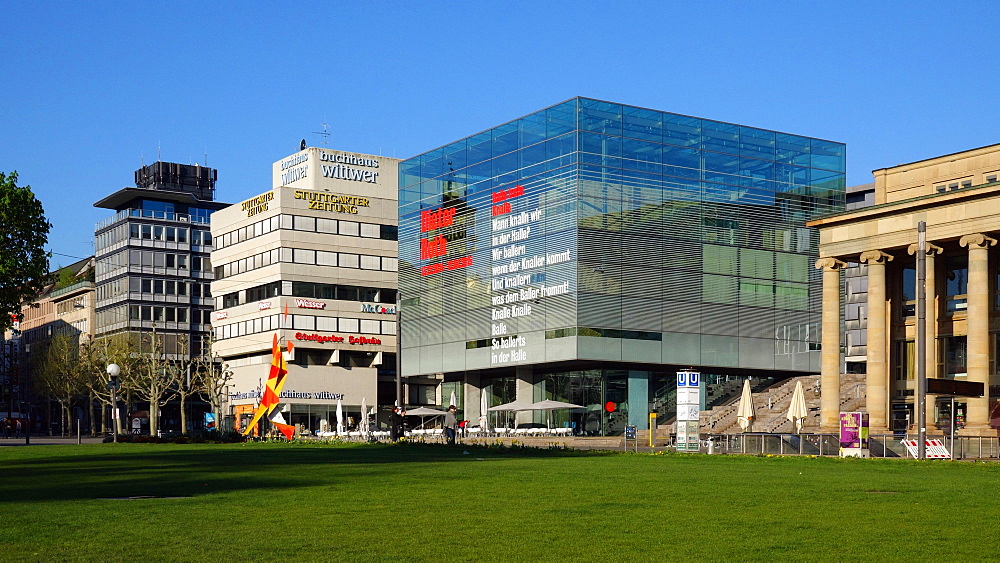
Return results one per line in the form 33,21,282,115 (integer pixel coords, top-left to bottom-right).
398,97,845,434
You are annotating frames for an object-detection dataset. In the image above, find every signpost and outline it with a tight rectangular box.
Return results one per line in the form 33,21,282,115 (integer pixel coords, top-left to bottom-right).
623,425,638,452
676,371,700,451
925,378,983,461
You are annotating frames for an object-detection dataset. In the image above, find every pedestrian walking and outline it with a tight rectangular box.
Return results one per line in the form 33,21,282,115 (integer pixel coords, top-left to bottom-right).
444,405,458,445
390,406,404,442
1,419,8,438
15,419,22,438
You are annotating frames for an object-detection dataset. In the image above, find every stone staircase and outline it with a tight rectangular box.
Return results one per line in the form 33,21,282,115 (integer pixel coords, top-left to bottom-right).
705,373,866,434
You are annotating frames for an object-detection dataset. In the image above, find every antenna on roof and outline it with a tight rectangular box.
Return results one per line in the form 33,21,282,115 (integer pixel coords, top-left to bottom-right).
157,141,161,162
312,120,331,147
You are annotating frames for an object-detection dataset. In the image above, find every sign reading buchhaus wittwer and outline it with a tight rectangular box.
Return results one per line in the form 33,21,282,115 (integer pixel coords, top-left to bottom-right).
399,97,845,436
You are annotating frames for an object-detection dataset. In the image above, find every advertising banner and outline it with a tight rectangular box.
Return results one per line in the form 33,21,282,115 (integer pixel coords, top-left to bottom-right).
839,411,870,457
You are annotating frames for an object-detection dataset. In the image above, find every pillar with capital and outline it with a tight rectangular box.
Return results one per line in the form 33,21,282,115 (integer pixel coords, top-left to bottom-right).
960,233,996,433
816,257,847,431
908,241,943,431
859,249,893,432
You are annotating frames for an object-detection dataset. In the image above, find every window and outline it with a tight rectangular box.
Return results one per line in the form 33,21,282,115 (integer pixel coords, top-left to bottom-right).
141,224,152,239
130,224,140,238
987,174,998,184
202,284,212,298
166,227,176,242
178,255,188,269
154,226,163,240
191,230,202,245
177,229,187,243
946,256,968,313
166,280,175,295
166,254,175,268
177,282,186,296
165,308,175,322
141,279,152,293
177,308,187,322
409,384,437,406
153,280,163,294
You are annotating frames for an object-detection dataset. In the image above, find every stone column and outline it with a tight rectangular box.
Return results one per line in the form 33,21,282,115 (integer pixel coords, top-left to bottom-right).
816,257,847,431
860,250,894,432
960,233,996,433
908,242,943,431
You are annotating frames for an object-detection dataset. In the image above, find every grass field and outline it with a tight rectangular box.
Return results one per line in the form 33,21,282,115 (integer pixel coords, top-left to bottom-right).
2,442,1000,561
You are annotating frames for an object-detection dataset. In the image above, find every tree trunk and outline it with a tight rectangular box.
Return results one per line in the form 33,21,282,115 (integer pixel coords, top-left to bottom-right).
45,401,53,436
149,401,158,437
180,395,187,435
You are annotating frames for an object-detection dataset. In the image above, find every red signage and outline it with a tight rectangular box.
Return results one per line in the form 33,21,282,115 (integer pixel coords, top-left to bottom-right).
421,207,457,232
491,184,524,216
295,299,326,310
605,401,616,413
295,333,382,346
420,235,447,260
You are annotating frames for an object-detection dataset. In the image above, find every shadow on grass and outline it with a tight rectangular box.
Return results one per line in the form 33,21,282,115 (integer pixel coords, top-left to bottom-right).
0,442,614,504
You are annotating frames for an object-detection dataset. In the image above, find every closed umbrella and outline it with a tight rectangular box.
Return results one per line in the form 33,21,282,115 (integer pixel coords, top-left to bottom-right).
787,380,808,433
736,379,755,432
479,390,490,432
336,399,344,436
450,390,458,409
360,397,368,438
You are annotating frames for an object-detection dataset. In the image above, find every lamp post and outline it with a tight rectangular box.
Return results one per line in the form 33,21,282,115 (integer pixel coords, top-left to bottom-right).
106,363,120,443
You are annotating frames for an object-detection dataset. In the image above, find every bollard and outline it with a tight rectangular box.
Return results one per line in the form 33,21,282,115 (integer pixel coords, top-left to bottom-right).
707,438,715,455
77,419,81,445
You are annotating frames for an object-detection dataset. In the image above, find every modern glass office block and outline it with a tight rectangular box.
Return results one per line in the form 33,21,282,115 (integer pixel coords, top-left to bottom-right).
399,97,845,378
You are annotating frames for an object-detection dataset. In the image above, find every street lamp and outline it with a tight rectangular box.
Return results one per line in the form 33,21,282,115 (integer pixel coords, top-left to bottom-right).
106,363,121,443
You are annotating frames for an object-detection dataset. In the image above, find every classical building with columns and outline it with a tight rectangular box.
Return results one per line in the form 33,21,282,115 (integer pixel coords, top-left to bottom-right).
809,143,1000,436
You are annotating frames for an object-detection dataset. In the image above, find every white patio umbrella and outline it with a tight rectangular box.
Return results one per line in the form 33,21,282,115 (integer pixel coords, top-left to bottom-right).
403,406,448,430
525,400,585,429
487,400,532,430
336,399,344,435
787,380,808,433
449,390,458,409
360,397,368,438
479,390,490,432
736,379,755,432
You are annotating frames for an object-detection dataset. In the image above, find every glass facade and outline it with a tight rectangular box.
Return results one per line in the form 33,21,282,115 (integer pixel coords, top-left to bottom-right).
400,97,845,382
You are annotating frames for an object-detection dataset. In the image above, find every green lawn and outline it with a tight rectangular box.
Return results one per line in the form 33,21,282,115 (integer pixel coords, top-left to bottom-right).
2,442,999,561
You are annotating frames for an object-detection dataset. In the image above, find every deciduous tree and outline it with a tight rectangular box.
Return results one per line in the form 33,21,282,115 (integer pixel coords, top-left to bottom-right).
0,171,51,331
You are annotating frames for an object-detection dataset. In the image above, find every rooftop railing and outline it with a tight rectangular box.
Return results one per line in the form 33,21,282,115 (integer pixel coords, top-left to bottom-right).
96,208,210,231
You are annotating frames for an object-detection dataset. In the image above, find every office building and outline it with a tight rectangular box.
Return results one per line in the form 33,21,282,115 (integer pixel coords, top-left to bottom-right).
211,147,400,434
93,162,227,357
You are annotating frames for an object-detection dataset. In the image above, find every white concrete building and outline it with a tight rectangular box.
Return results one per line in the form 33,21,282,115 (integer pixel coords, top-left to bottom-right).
211,147,399,434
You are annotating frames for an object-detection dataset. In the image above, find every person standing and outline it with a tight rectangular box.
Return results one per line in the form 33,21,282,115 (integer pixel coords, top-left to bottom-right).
390,407,404,442
15,418,22,438
443,405,458,445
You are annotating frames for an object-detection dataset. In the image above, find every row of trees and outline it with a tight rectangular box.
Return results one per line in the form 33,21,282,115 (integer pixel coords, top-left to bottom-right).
30,332,232,437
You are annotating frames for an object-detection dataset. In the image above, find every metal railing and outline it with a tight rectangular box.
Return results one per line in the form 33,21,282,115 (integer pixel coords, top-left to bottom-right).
702,433,1000,459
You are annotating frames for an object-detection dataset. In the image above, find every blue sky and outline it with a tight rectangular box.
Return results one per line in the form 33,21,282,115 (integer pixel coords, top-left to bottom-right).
1,1,998,266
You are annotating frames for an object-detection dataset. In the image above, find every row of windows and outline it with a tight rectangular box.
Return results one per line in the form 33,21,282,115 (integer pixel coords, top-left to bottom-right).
97,250,211,276
219,281,396,309
214,214,397,250
934,174,999,193
212,247,397,280
214,314,396,341
96,305,213,328
96,222,212,252
96,278,212,302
